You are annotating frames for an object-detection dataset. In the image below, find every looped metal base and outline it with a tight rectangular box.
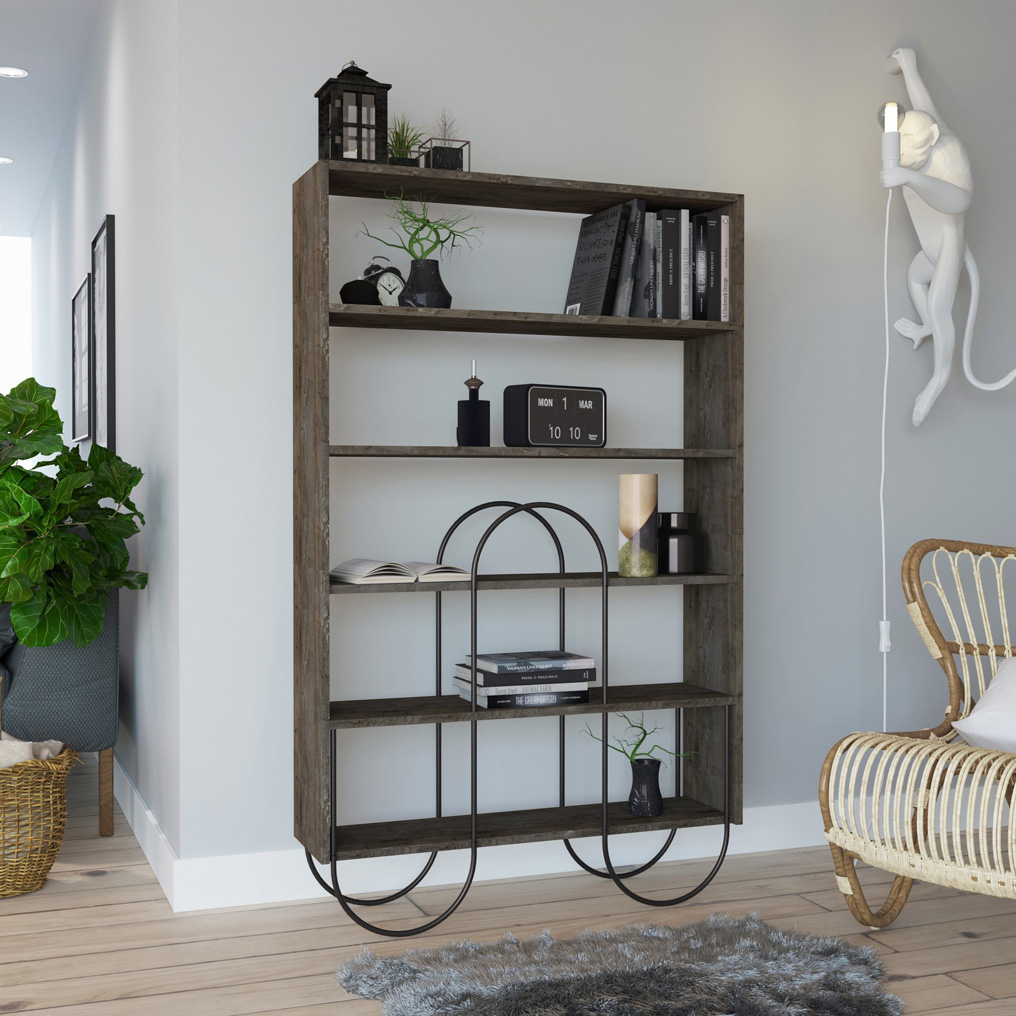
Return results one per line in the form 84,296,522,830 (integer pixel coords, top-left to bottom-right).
316,501,733,935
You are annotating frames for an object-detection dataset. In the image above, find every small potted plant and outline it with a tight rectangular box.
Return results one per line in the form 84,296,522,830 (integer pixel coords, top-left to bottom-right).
423,109,469,171
360,191,482,308
387,114,424,167
584,712,691,817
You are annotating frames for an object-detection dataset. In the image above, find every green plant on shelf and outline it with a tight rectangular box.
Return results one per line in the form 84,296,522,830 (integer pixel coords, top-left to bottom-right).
360,190,482,261
583,712,692,765
387,114,425,159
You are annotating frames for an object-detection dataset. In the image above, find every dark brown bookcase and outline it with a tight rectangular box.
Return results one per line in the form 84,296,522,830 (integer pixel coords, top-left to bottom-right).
293,161,743,880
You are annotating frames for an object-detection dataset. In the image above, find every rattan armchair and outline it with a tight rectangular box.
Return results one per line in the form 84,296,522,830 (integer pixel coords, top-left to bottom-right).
820,539,1016,928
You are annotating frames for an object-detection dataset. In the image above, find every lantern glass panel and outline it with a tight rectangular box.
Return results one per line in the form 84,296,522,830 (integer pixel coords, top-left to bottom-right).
343,91,358,123
365,128,376,160
363,93,375,125
343,125,358,159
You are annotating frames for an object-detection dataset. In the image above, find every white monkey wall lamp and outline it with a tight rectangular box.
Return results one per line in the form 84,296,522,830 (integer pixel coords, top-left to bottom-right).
880,47,1016,426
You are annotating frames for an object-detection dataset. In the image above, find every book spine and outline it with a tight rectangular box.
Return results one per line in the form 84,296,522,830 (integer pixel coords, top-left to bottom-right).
720,213,730,323
646,213,657,318
453,678,588,696
630,211,654,318
454,666,594,687
611,199,646,317
692,212,709,320
599,203,632,315
705,213,721,321
655,217,663,318
463,690,591,709
659,211,679,319
679,209,692,320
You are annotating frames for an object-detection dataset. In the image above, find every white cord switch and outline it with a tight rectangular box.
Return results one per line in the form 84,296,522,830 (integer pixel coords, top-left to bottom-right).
879,620,892,653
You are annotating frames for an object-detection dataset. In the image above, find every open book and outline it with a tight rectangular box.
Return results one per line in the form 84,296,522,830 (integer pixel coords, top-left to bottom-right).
330,558,471,584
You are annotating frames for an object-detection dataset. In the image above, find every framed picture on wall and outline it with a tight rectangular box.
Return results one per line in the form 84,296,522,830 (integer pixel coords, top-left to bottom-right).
90,214,116,452
71,274,92,443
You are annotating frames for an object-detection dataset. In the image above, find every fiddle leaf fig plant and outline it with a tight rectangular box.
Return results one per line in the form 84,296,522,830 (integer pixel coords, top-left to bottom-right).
0,378,147,647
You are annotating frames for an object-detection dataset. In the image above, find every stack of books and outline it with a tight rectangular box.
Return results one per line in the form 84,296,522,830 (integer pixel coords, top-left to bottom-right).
453,650,595,709
563,200,729,322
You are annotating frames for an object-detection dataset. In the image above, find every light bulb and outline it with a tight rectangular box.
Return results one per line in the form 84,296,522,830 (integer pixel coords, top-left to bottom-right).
0,157,12,165
0,67,28,78
878,100,906,133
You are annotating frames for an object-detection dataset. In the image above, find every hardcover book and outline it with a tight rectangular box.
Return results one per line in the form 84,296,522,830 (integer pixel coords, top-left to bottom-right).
456,689,591,709
464,650,595,674
631,211,657,318
679,209,692,319
563,203,631,316
658,210,680,319
452,676,589,696
692,211,721,320
453,664,594,688
720,213,730,323
611,199,647,317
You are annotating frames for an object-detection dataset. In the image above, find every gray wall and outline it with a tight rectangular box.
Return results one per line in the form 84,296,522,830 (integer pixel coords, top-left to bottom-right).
31,0,1016,889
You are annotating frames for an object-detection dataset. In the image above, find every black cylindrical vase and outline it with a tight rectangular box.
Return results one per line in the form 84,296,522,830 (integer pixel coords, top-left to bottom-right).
628,758,663,817
398,259,452,308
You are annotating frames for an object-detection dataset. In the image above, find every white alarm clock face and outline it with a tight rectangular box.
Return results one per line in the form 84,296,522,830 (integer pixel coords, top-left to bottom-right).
375,269,405,306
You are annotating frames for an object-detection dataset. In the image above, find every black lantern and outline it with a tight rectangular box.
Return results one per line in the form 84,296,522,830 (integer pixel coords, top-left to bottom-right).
315,61,391,163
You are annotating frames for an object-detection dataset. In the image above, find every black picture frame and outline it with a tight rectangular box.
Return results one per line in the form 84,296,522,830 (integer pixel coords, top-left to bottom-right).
71,274,92,443
90,214,115,452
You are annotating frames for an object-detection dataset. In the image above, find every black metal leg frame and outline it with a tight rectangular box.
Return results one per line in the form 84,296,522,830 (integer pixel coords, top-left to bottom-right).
307,501,732,936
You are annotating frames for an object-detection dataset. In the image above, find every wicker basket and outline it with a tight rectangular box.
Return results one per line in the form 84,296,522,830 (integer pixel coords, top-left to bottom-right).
0,694,79,897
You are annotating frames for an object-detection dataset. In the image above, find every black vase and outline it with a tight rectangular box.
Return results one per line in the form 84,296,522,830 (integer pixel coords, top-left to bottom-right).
398,259,452,308
628,758,663,817
388,155,420,167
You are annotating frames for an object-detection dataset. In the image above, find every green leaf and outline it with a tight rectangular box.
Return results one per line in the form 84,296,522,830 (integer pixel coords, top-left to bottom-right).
0,573,31,603
89,444,144,502
0,478,43,527
1,536,56,582
10,586,68,647
119,570,148,590
53,533,94,596
0,379,64,464
62,591,106,647
49,470,93,509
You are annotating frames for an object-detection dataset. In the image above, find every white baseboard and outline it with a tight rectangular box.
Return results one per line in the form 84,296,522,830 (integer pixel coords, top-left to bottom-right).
114,758,827,912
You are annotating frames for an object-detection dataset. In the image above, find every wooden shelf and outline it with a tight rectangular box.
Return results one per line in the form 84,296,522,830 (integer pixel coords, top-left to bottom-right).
330,572,731,595
333,796,725,860
330,304,736,339
330,681,732,729
329,445,736,460
325,160,739,215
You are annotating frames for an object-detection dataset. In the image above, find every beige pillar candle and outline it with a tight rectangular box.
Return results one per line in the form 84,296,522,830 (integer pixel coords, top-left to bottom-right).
618,473,658,577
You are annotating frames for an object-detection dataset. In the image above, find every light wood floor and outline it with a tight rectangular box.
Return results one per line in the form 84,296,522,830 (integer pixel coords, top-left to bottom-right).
2,756,1014,1014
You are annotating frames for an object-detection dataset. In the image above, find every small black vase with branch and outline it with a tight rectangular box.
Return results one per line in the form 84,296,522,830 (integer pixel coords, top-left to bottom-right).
359,191,481,309
584,712,692,817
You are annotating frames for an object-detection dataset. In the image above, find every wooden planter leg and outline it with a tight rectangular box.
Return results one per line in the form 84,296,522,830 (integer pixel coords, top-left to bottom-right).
829,843,913,929
99,748,114,836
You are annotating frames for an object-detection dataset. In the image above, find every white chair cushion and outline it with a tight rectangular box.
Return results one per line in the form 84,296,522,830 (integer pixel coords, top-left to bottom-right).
952,656,1016,752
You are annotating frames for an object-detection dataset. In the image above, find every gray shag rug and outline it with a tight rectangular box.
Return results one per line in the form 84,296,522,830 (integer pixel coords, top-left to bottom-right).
338,912,902,1016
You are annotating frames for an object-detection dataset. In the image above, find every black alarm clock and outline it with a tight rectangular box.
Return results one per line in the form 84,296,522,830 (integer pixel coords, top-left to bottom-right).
503,384,607,448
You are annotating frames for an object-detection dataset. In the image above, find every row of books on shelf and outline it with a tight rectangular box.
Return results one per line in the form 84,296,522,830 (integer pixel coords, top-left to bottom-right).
564,200,730,322
454,650,594,709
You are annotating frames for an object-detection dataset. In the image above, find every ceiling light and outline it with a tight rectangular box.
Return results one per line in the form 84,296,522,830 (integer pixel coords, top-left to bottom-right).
0,67,28,78
0,157,12,165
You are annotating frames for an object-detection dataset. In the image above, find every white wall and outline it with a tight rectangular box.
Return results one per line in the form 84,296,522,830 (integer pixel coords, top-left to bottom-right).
34,0,1016,908
31,0,182,849
0,237,32,394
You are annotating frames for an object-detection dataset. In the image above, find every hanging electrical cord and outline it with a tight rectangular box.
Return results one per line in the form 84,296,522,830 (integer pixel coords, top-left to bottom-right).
879,189,893,735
